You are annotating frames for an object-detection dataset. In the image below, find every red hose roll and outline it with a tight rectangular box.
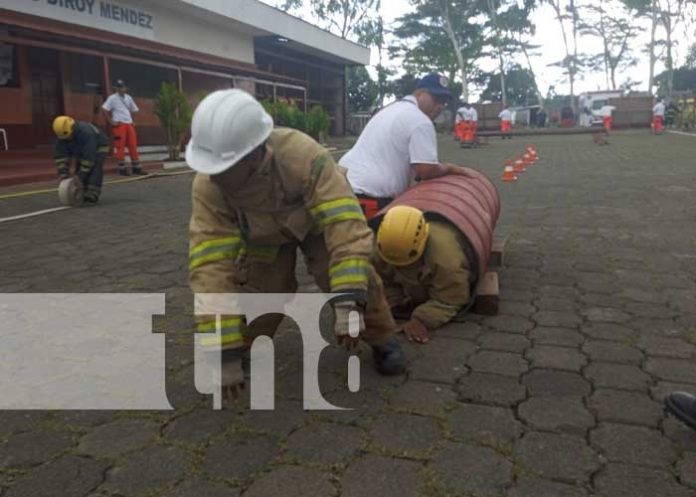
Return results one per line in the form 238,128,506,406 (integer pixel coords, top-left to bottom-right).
370,168,500,277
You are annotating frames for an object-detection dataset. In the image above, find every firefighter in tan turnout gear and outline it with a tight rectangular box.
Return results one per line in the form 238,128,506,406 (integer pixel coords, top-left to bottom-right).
373,206,475,344
186,89,406,400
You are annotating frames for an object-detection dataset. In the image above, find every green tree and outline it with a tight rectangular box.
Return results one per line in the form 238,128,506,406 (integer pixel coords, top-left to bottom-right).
483,0,539,106
621,0,660,92
545,0,583,112
477,65,540,105
154,82,192,161
686,43,696,69
346,65,378,112
390,0,487,101
279,0,381,41
390,74,419,99
622,0,696,95
656,66,696,93
580,1,641,90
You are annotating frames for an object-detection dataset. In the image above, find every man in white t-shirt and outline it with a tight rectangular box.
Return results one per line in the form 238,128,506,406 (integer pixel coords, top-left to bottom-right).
599,104,616,133
652,99,665,134
454,102,471,143
498,106,513,139
340,72,472,219
102,79,145,176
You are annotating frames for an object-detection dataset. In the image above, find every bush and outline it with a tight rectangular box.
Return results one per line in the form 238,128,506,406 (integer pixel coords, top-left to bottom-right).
261,99,331,141
154,82,192,161
305,105,332,142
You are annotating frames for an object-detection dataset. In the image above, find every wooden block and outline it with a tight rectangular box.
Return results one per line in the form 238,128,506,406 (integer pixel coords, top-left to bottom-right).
472,271,499,316
488,237,507,269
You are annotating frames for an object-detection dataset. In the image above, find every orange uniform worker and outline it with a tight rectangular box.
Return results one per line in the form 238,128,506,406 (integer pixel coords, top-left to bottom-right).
652,100,665,134
455,103,471,143
469,104,479,142
102,79,145,176
499,107,512,139
600,104,616,133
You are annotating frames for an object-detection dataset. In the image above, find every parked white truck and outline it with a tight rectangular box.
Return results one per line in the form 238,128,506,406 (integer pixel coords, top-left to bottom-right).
578,90,624,126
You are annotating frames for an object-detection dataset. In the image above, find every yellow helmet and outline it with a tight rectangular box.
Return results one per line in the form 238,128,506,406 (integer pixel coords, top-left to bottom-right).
52,116,75,140
376,206,430,266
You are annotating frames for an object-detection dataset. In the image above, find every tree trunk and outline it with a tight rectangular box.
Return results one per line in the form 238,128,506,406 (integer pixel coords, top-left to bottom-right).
570,0,578,114
599,1,611,89
519,35,544,106
648,0,658,93
439,0,468,101
610,67,617,90
498,52,507,106
487,0,506,105
666,22,674,96
550,1,574,112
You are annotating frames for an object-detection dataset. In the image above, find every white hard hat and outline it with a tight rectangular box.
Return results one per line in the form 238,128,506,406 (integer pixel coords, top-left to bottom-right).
186,89,274,174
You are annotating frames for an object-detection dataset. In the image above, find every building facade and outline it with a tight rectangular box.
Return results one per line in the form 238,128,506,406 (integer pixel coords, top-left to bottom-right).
0,0,369,149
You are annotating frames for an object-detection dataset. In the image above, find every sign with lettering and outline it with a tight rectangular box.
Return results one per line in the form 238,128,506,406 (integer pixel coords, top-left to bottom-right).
4,0,156,40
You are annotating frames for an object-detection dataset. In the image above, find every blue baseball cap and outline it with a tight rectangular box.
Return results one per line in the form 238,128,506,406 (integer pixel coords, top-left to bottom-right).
416,73,452,99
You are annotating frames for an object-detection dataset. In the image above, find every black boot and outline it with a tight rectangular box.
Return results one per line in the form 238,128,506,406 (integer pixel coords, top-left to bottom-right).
118,162,130,176
665,392,696,430
131,163,148,176
372,337,406,375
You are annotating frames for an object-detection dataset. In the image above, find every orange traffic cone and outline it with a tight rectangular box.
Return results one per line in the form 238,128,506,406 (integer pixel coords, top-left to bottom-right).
528,145,539,161
502,163,518,182
513,156,526,173
523,152,533,166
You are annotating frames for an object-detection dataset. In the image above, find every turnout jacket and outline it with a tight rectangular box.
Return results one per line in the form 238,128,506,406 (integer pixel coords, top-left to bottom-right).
189,126,373,306
53,122,109,177
374,220,475,330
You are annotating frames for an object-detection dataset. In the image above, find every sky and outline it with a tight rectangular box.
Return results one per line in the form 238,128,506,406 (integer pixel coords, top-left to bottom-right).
262,0,695,100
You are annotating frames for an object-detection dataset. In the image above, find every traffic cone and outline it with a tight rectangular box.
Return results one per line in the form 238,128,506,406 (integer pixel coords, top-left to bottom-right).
513,156,526,173
523,152,533,166
502,163,518,182
527,145,538,161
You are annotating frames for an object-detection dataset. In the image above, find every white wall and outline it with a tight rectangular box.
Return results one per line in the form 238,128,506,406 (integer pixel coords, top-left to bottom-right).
2,0,256,64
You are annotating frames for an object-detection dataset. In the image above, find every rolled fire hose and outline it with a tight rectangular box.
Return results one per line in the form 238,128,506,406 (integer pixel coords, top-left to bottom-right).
57,177,84,207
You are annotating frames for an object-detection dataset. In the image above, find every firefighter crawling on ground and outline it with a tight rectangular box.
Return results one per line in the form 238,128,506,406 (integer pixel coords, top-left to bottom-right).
186,89,406,402
372,206,476,344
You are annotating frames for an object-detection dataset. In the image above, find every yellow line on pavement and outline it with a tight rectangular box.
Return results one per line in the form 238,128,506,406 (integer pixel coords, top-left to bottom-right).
0,169,194,201
0,151,349,202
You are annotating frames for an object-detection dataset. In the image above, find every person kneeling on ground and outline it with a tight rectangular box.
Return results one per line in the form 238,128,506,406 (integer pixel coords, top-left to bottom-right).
52,116,109,203
187,89,406,402
372,206,476,344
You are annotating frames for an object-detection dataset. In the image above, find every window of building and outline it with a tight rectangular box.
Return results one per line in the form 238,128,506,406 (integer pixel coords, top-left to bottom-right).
109,59,177,99
67,53,103,94
0,43,20,88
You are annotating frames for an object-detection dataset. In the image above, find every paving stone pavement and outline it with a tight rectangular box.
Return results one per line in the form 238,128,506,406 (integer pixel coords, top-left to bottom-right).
1,130,696,496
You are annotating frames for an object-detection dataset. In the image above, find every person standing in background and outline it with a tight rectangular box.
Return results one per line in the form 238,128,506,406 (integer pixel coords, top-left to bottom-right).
652,99,665,134
499,106,513,139
468,103,478,142
599,104,616,133
102,79,146,176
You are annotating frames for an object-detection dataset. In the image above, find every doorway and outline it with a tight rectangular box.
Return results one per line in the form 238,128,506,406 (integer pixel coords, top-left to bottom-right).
27,47,64,146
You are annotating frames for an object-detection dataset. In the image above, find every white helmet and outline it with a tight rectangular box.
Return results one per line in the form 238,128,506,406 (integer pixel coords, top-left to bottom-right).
186,89,274,174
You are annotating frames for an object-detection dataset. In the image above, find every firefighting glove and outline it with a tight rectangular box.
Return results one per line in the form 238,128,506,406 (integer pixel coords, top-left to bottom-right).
333,300,365,351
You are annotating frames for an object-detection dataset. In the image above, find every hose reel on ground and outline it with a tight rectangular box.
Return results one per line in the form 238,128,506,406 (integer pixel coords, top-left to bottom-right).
57,177,84,207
